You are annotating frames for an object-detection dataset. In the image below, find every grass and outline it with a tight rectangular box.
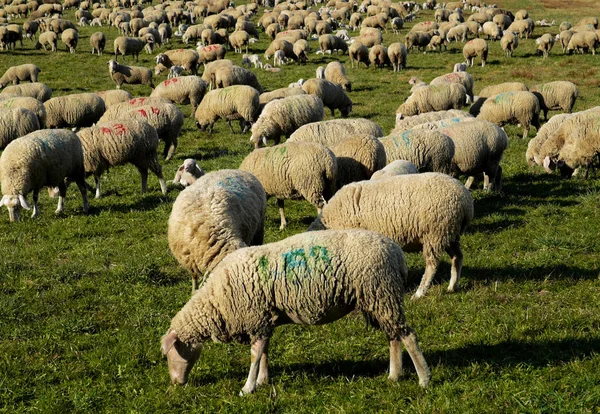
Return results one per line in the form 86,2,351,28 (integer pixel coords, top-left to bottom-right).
1,1,600,412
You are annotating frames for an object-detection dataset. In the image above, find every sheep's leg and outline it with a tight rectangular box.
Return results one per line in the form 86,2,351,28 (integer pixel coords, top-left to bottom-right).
31,189,40,219
55,181,67,215
148,160,168,195
522,126,529,139
483,173,490,191
388,339,403,381
94,174,102,199
445,240,463,293
165,139,176,161
75,177,89,214
256,338,270,387
277,198,287,230
412,248,439,299
138,167,149,193
464,176,475,189
191,275,198,293
227,120,235,134
240,338,268,395
400,326,430,388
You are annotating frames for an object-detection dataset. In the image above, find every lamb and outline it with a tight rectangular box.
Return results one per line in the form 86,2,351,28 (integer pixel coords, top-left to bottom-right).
0,64,41,88
301,78,352,117
90,31,106,55
0,96,47,126
371,160,418,179
108,60,154,90
469,81,529,116
288,118,384,146
388,43,408,72
242,54,263,69
161,229,431,393
0,107,40,149
394,109,472,130
536,33,554,58
500,31,518,57
250,94,325,148
379,129,455,174
212,65,263,93
113,35,154,61
0,82,52,102
44,93,105,129
273,50,286,66
309,173,474,298
526,113,573,167
437,119,508,190
194,85,260,134
240,141,337,230
168,169,266,291
477,91,541,139
329,135,387,188
77,119,167,199
172,159,205,187
151,76,207,113
529,81,578,120
61,28,78,53
95,90,133,108
463,38,488,67
396,84,467,118
430,71,475,101
349,41,370,68
35,31,58,52
155,49,200,76
391,16,404,34
0,129,89,222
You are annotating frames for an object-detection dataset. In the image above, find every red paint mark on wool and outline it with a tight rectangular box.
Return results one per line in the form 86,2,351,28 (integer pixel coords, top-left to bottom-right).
138,109,148,117
101,127,111,134
113,123,127,135
150,107,160,115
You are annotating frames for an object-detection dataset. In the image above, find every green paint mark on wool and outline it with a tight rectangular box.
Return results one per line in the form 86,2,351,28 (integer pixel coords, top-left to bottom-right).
258,255,270,283
259,246,332,282
495,92,514,104
215,176,245,198
391,131,411,148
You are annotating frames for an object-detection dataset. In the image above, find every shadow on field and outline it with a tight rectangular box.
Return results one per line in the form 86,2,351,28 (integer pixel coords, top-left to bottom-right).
86,194,167,215
462,263,599,283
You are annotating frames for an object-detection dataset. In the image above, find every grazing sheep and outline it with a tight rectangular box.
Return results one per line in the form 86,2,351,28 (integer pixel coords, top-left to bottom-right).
530,81,578,120
0,96,46,126
265,38,295,60
556,30,574,53
229,30,251,53
77,119,167,199
197,44,227,67
108,60,154,90
155,49,200,76
410,116,477,131
44,93,105,129
349,41,370,68
536,33,554,58
35,31,58,52
453,62,467,72
0,107,41,149
0,64,41,88
162,229,431,392
151,76,207,113
0,83,52,102
430,72,475,101
0,129,89,222
431,119,507,190
329,135,387,187
357,27,384,48
369,44,390,68
396,84,467,118
506,19,531,39
371,160,418,179
446,24,469,42
301,78,352,117
240,142,337,229
316,66,325,79
526,113,573,167
469,81,530,116
113,35,154,62
98,97,169,120
566,31,599,55
168,169,266,291
463,38,488,67
482,21,502,40
293,39,310,63
90,31,105,55
172,159,205,187
477,91,541,139
405,31,433,52
323,62,351,92
388,43,408,71
394,109,472,131
309,173,474,298
212,65,263,93
61,28,78,53
288,118,384,146
194,85,260,134
251,94,325,148
379,129,455,174
391,17,404,34
500,31,519,57
94,90,133,108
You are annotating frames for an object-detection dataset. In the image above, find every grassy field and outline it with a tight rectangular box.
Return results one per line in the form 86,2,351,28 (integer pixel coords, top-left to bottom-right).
1,0,600,412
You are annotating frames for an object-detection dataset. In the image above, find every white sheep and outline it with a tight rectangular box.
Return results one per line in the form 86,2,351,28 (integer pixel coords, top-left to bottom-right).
77,119,167,199
44,92,105,129
35,31,58,52
462,38,488,67
469,82,529,116
0,107,40,149
288,118,384,146
395,109,472,131
302,78,352,117
388,43,408,72
97,97,170,121
529,81,578,120
370,160,419,179
396,83,467,118
90,31,105,55
0,95,47,126
113,34,154,62
194,85,260,134
155,49,200,76
161,229,431,392
273,49,286,66
500,31,519,57
0,64,41,88
241,53,263,69
309,173,474,298
168,169,266,291
329,135,387,188
239,142,337,230
536,33,554,58
324,61,351,91
168,65,185,79
172,159,205,187
61,28,78,53
430,71,475,101
526,113,573,167
108,59,155,90
150,76,207,113
477,91,541,139
0,82,52,102
0,129,89,221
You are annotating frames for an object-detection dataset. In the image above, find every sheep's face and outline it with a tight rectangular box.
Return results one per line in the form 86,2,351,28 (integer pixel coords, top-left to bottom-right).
161,330,202,385
108,60,117,73
0,194,30,222
195,120,207,131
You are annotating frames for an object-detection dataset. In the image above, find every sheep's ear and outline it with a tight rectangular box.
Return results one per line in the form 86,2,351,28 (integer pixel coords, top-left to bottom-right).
173,165,184,183
249,135,254,142
262,136,268,146
0,195,7,207
18,194,31,210
161,330,179,355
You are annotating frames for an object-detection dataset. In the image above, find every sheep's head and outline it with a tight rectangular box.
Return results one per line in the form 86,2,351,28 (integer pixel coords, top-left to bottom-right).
0,194,30,222
108,59,118,73
161,330,202,386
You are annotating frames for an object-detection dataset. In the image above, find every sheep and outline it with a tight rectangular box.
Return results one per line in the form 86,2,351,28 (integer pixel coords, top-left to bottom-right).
536,33,554,58
194,85,260,134
0,83,52,102
515,10,528,20
349,41,370,68
506,19,533,39
0,129,89,222
113,35,154,62
35,31,58,52
155,49,200,76
576,16,599,29
0,107,40,149
410,116,477,131
196,44,227,66
329,135,387,188
430,72,474,101
477,91,541,139
212,65,263,93
357,27,384,48
61,28,78,53
301,78,352,118
273,50,287,66
371,160,419,179
391,16,404,34
526,113,573,167
293,39,310,63
556,30,574,53
0,64,41,88
240,142,337,230
44,93,105,129
258,87,306,112
108,60,154,90
469,81,530,116
229,30,251,53
161,229,431,392
77,119,167,199
242,54,263,69
482,21,502,40
0,96,46,126
379,129,456,174
396,84,467,118
493,13,513,30
500,31,519,57
405,31,433,52
427,35,448,52
394,109,472,130
172,159,205,187
463,38,488,67
182,24,205,44
90,31,105,55
446,24,469,42
265,38,295,60
559,22,573,32
453,62,467,72
315,66,325,79
369,44,390,68
98,97,169,120
309,172,474,298
288,118,384,146
530,81,578,121
151,76,207,113
168,66,185,79
94,90,133,109
566,31,599,55
167,169,266,291
250,94,325,148
384,43,407,72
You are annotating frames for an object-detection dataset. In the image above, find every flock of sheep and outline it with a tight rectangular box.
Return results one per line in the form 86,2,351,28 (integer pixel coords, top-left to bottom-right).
0,0,598,396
